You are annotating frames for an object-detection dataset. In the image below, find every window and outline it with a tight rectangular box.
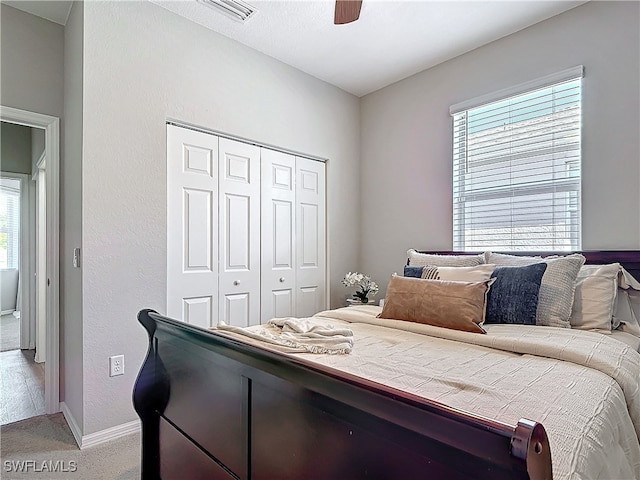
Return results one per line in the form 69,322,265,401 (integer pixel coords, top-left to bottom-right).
0,179,21,269
451,67,583,252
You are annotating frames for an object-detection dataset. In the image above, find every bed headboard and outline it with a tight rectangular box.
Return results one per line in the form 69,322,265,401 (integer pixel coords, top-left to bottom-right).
413,250,640,281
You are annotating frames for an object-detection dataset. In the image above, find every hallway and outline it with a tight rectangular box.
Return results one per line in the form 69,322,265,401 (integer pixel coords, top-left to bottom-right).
0,349,45,425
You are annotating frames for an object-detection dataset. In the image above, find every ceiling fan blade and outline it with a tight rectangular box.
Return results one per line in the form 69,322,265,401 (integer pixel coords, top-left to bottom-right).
334,0,363,25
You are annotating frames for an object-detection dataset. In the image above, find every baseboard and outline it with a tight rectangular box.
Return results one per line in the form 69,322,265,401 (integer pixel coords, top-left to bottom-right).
81,418,141,449
60,402,140,449
60,402,82,448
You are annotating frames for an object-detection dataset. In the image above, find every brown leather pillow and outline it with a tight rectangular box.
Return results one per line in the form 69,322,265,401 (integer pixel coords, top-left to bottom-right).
377,275,492,334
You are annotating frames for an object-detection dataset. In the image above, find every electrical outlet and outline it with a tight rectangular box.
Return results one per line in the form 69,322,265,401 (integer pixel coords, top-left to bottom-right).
109,355,124,377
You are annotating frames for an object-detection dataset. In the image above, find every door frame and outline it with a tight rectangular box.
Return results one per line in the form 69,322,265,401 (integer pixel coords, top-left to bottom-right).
1,105,60,414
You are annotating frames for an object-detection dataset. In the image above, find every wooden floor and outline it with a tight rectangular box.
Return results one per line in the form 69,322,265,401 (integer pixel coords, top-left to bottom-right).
0,349,45,425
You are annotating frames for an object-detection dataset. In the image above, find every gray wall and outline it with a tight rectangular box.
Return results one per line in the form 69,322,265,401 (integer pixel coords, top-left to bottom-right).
80,1,361,434
0,4,64,118
360,1,640,296
1,122,32,175
62,0,84,432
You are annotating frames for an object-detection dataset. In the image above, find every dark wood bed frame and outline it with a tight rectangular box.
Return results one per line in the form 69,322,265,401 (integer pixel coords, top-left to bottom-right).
133,250,640,480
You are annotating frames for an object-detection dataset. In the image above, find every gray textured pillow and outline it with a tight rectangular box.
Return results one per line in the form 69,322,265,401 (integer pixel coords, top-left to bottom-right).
485,252,586,328
407,249,484,267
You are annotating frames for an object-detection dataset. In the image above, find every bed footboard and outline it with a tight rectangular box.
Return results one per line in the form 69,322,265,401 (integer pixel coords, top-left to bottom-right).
133,309,553,480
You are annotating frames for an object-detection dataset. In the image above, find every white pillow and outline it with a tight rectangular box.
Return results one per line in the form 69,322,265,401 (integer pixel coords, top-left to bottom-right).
420,264,496,283
485,252,586,328
614,267,640,337
619,266,640,290
614,291,640,337
407,249,484,267
569,263,620,332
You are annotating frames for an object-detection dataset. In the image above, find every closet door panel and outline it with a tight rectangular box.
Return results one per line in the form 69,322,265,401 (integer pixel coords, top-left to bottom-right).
295,158,326,317
167,125,218,327
272,289,294,318
261,149,296,324
224,293,251,327
219,138,261,327
300,203,319,267
183,296,214,329
225,194,251,269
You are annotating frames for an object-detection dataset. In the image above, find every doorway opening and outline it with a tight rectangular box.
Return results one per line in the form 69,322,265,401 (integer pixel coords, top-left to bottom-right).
0,106,60,422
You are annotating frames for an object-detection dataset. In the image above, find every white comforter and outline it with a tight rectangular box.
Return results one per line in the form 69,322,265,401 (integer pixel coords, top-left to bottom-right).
215,305,640,479
304,306,640,480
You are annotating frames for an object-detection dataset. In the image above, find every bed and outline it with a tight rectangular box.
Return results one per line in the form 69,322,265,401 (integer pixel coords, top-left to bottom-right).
133,250,640,480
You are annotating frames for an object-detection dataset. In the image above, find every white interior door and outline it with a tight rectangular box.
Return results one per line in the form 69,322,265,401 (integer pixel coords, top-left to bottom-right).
295,158,326,317
35,166,46,362
166,125,219,328
218,138,261,327
260,148,296,324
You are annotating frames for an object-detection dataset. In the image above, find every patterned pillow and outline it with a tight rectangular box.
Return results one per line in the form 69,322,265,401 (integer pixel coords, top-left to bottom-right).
378,275,491,334
485,252,586,328
485,263,547,325
407,249,485,267
404,264,496,283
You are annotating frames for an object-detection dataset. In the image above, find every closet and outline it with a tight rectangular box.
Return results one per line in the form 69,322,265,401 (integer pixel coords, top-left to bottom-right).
166,124,326,328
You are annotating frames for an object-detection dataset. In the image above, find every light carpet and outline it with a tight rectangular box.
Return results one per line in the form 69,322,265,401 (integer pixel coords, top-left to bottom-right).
1,413,140,479
0,314,20,352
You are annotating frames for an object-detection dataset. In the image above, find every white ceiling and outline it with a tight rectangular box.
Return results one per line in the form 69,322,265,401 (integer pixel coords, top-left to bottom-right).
5,0,587,97
3,0,72,25
151,0,587,97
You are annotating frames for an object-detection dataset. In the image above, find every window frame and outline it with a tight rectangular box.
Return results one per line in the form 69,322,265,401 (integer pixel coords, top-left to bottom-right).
450,67,584,252
0,181,21,269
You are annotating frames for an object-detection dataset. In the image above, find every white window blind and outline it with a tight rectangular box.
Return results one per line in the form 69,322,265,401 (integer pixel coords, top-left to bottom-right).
452,71,582,252
0,181,21,269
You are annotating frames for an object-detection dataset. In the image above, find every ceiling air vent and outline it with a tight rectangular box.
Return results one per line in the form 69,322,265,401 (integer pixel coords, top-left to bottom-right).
197,0,257,23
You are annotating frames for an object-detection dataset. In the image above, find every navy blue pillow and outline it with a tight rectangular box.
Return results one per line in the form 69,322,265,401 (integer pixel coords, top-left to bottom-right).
403,265,424,278
485,263,547,325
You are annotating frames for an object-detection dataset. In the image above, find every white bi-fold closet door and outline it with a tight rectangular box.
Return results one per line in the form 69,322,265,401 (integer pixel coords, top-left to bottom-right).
167,124,326,328
166,126,219,328
260,150,326,323
218,137,261,328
